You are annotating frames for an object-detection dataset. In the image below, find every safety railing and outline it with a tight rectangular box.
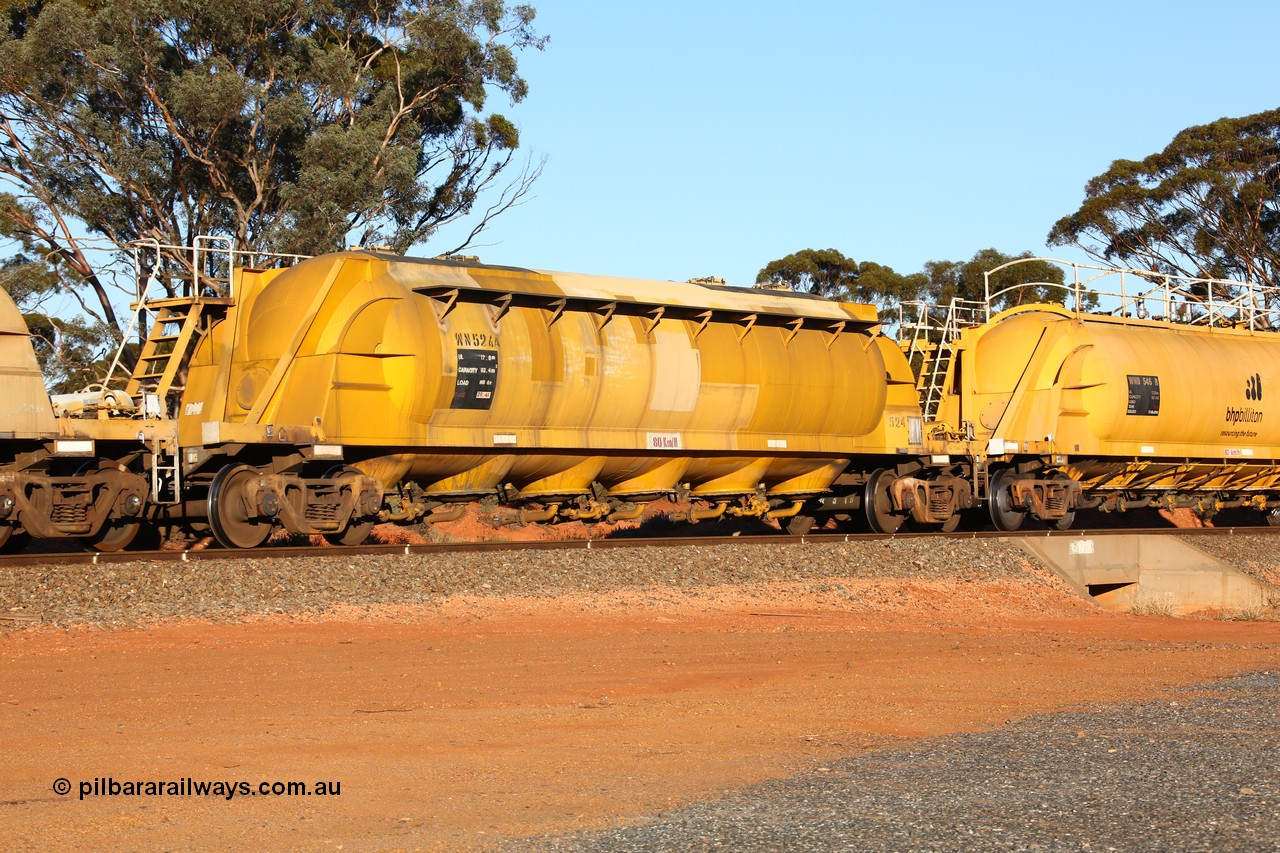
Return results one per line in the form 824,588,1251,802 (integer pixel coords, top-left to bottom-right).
130,237,311,302
96,238,312,401
982,258,1280,331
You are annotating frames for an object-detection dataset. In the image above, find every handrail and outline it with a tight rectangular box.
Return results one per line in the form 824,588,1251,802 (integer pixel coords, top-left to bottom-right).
130,237,311,301
96,237,313,394
982,257,1278,331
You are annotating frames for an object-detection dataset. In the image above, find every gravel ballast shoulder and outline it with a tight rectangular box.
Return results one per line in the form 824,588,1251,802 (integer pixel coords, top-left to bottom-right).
516,670,1280,852
0,538,1046,628
2,533,1279,629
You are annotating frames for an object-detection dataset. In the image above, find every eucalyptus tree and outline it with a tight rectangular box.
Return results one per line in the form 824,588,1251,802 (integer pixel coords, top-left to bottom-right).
755,247,1075,319
923,249,1073,310
1049,108,1280,290
755,248,925,319
0,0,545,348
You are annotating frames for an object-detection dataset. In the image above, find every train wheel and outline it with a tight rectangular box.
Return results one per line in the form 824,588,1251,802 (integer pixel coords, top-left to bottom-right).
1267,508,1280,527
0,525,30,554
326,520,376,546
85,521,141,552
864,469,906,534
925,473,965,533
988,468,1026,531
208,464,273,549
73,458,149,552
908,512,962,534
323,465,377,546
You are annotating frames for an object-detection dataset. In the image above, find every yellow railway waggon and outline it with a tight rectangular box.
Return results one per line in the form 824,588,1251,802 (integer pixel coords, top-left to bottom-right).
902,259,1280,531
171,250,925,547
0,286,152,551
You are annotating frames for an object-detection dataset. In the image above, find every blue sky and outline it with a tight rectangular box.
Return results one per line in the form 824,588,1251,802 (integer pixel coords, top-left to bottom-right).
430,0,1280,287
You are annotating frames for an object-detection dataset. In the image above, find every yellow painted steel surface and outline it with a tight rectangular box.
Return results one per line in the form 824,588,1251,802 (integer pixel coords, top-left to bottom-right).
934,304,1280,493
181,252,922,499
0,286,56,437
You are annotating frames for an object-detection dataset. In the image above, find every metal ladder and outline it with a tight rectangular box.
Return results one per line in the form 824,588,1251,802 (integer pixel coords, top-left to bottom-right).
124,297,223,505
125,299,210,404
972,456,989,502
108,237,237,503
899,298,985,420
148,434,182,505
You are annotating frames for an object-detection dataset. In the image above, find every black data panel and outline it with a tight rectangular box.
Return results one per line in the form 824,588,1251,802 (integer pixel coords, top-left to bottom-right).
1126,374,1160,416
451,349,498,410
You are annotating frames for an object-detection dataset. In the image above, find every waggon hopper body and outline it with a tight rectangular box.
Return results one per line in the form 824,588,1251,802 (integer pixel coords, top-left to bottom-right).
939,305,1280,456
175,251,924,545
0,286,57,438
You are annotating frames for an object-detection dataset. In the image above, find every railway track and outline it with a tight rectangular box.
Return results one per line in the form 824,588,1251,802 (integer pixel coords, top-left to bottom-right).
4,523,1276,570
4,523,1277,630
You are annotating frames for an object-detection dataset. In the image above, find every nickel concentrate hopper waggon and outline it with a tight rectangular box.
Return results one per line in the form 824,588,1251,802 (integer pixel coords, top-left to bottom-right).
0,241,932,550
900,259,1280,532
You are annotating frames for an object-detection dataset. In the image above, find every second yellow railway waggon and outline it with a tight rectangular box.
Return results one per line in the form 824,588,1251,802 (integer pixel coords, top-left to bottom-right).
909,260,1280,531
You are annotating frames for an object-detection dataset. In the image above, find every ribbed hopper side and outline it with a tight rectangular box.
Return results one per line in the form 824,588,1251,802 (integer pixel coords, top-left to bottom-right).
0,288,55,437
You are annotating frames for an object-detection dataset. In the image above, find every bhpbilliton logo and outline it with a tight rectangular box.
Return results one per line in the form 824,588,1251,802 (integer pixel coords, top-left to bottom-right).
1246,373,1263,401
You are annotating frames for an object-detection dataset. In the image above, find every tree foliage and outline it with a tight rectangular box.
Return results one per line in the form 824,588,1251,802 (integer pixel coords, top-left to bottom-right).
755,248,925,317
756,247,1079,318
756,248,862,298
0,0,546,346
1048,108,1280,288
922,248,1075,309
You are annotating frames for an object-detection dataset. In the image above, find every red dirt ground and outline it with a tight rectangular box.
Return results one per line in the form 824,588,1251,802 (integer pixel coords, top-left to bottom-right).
3,574,1279,851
